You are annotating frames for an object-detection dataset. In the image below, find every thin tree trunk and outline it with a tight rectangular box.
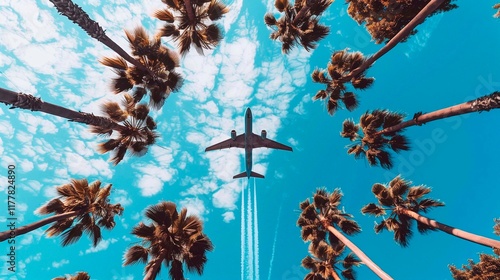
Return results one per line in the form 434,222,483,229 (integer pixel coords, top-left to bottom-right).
183,0,197,25
342,0,445,82
397,207,500,249
376,91,500,135
331,269,341,280
143,255,163,280
318,215,393,280
0,87,126,132
49,0,152,76
0,211,79,242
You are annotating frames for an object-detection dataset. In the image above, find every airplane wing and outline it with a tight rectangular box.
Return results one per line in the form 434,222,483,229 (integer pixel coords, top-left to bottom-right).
251,133,293,151
205,134,245,151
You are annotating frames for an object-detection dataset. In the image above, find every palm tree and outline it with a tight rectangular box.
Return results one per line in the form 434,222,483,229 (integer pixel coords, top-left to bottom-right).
123,201,213,280
0,179,123,244
311,50,374,115
346,0,457,44
48,0,151,75
154,0,229,55
264,0,332,54
53,272,90,280
298,188,393,279
494,3,500,18
449,253,500,280
302,240,361,280
361,176,500,249
341,91,500,168
0,88,159,165
100,27,183,110
335,0,457,87
96,94,159,165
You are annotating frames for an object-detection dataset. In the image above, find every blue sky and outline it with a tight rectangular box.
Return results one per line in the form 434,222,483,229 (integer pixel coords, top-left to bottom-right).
0,0,500,279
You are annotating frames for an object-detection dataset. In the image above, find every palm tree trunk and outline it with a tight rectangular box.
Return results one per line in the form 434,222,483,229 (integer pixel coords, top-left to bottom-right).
318,215,393,280
330,269,341,280
183,0,197,25
396,207,500,249
48,0,152,75
342,0,445,82
143,255,163,280
0,211,79,242
0,87,126,132
376,91,500,135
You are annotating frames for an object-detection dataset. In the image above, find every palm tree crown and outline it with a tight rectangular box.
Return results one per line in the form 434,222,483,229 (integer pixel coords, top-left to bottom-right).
264,0,332,53
340,110,409,169
93,94,159,165
38,179,123,246
154,0,229,55
311,50,374,115
100,27,183,110
361,176,444,247
298,188,362,244
123,201,213,280
302,240,361,280
345,0,457,44
53,272,90,280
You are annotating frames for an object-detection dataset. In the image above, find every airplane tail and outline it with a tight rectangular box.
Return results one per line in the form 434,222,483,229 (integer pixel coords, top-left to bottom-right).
233,171,265,179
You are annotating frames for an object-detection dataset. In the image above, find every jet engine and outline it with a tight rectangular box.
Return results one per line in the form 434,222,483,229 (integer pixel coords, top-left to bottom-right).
231,130,237,140
261,130,267,139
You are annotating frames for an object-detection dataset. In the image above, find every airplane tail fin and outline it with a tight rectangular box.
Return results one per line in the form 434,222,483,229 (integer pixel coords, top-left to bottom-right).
233,171,265,179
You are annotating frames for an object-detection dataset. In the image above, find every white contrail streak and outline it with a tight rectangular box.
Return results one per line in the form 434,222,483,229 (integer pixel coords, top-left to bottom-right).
267,198,284,280
253,178,260,280
241,181,245,280
247,179,254,280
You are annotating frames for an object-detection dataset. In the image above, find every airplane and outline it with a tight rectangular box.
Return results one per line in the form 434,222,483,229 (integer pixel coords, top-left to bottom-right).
205,108,293,179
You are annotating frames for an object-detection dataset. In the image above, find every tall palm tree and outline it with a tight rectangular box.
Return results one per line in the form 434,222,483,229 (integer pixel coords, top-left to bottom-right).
335,0,456,87
100,27,183,110
154,0,229,55
0,88,159,165
264,0,332,54
53,272,90,280
298,188,393,279
311,50,374,115
0,179,123,244
494,3,500,18
361,176,500,249
449,221,500,279
302,240,361,280
341,91,500,168
123,201,213,280
48,0,151,75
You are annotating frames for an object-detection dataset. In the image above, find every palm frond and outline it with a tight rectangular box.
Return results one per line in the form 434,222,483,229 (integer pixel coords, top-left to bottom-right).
361,203,386,216
123,245,149,266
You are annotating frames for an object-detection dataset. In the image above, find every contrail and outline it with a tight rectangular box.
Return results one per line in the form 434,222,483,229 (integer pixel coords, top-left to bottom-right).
241,181,245,280
253,178,260,280
267,197,284,280
247,179,254,280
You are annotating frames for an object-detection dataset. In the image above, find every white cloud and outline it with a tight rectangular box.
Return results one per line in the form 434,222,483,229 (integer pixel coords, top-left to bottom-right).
212,181,241,210
82,238,118,255
113,189,133,207
222,211,235,223
52,259,69,268
136,175,163,197
179,197,208,220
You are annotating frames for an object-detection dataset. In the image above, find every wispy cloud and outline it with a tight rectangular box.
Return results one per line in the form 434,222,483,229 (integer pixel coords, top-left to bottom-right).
52,259,69,268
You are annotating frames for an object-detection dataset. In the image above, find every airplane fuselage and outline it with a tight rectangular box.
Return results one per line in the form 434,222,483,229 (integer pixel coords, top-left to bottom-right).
244,108,253,178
